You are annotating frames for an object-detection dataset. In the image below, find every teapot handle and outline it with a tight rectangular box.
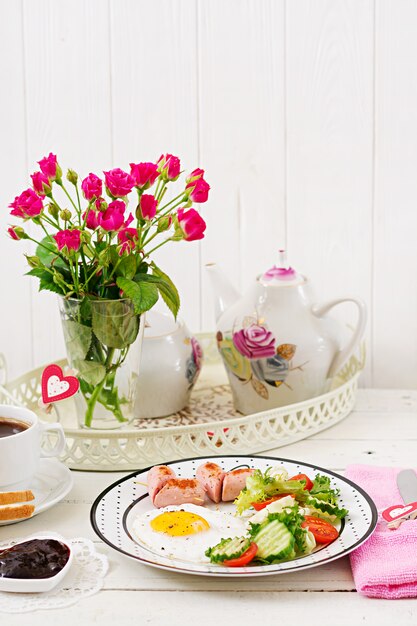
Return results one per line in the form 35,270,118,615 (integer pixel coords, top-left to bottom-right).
311,297,367,378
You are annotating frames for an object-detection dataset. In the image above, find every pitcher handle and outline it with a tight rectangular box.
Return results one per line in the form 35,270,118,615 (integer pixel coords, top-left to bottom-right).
312,297,367,378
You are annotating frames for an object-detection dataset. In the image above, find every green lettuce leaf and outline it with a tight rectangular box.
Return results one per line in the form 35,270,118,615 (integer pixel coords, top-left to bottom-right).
305,495,348,520
234,467,307,514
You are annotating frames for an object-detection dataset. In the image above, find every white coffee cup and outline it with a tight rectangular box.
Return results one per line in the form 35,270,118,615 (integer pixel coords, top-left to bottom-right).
0,405,66,489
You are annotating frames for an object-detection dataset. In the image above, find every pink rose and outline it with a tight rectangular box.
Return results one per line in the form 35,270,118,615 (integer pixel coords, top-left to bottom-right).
140,194,157,220
81,173,102,200
9,189,43,218
177,207,206,241
104,168,134,198
38,152,61,182
191,337,203,372
8,226,20,240
123,212,134,227
157,153,181,181
31,171,51,197
94,197,107,212
186,168,205,183
186,177,210,203
130,162,159,189
118,227,138,255
54,229,81,252
99,200,126,231
83,207,100,230
233,324,276,360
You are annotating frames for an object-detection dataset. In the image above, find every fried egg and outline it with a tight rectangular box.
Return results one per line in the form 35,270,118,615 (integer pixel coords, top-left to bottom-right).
132,503,247,563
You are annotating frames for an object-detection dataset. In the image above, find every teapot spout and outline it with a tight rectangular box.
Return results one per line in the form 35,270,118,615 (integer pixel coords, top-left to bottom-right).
206,263,240,322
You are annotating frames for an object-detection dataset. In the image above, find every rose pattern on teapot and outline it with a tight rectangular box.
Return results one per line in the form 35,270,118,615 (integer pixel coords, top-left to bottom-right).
185,336,203,388
216,317,307,400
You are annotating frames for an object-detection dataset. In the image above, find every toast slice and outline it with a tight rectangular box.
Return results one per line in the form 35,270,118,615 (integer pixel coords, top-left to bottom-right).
0,503,35,521
0,490,35,506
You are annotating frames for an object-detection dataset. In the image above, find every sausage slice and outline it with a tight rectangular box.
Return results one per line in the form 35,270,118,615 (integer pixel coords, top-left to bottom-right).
196,462,225,503
153,478,206,508
222,468,255,502
147,465,176,503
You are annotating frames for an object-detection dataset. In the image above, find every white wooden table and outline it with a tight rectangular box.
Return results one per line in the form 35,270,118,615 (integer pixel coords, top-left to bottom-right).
1,389,416,624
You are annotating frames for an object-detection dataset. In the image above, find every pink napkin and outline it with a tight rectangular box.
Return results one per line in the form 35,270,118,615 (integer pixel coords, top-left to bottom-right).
345,464,417,599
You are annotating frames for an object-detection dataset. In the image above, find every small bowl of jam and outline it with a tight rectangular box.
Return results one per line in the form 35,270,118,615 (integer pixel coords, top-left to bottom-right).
0,534,72,592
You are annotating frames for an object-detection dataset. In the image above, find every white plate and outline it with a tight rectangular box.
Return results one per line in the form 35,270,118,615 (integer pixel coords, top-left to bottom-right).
90,455,378,577
0,459,74,526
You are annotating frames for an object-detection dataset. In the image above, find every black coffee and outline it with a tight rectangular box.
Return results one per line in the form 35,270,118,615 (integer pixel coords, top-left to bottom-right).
0,418,30,438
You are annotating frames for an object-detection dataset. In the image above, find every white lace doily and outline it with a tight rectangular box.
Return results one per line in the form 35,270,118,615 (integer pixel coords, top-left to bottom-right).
0,537,108,613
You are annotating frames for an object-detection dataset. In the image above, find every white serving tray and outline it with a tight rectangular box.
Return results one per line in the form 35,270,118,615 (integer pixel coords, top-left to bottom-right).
0,334,365,471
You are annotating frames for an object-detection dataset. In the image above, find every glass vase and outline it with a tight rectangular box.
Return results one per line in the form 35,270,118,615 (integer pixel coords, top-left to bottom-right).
59,297,144,430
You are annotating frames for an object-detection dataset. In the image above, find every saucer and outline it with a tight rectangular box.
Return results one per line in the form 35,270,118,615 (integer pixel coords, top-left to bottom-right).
0,459,74,526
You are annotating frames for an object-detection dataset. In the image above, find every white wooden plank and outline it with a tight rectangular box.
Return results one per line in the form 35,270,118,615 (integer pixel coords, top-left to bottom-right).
110,0,201,331
98,551,354,591
3,590,415,625
354,388,417,412
198,0,286,329
272,437,416,470
309,410,416,441
22,0,113,367
373,0,417,387
286,0,374,386
0,0,33,379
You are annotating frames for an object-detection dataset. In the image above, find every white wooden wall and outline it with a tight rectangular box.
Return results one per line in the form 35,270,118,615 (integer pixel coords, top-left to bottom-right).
1,0,416,388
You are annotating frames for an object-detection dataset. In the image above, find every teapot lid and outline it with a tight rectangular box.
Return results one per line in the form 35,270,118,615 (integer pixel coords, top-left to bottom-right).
260,250,304,287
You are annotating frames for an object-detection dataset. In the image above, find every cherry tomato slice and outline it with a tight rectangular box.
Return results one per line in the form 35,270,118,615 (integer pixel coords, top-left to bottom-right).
301,516,339,544
223,542,258,567
251,494,295,511
290,473,314,491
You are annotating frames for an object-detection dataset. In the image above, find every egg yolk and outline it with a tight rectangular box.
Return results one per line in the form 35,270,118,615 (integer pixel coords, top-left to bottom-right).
150,511,210,536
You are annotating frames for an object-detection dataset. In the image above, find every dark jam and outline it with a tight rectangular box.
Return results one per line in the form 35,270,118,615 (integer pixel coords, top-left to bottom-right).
0,539,70,579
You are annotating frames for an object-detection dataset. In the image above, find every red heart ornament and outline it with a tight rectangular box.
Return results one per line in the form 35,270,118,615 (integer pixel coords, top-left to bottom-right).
41,364,80,404
382,501,417,522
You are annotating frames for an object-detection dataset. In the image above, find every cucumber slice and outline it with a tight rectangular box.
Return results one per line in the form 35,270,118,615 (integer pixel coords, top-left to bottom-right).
205,536,251,563
251,519,295,563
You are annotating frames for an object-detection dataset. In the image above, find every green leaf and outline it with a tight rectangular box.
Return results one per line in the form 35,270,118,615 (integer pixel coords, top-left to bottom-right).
95,240,108,254
116,255,137,279
73,359,106,386
79,296,93,321
36,235,66,269
137,262,149,274
27,267,66,295
108,245,120,267
26,267,47,279
150,263,180,318
92,299,140,348
116,277,159,314
36,236,56,265
62,320,92,360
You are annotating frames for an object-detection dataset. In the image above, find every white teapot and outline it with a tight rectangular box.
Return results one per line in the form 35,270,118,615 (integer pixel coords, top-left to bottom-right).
135,311,203,418
207,252,366,415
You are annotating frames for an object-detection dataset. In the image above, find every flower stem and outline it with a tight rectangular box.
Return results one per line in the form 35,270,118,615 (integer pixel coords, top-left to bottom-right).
157,197,185,220
143,238,172,258
84,347,119,427
158,191,185,213
59,181,80,215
